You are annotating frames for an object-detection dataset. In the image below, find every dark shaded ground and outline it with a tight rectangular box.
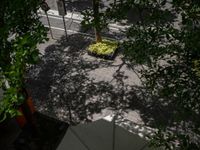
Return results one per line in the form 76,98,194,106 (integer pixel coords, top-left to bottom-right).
0,112,68,150
47,0,110,12
65,0,92,12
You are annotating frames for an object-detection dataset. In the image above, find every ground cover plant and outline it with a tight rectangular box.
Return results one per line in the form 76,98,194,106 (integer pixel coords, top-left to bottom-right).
88,39,118,59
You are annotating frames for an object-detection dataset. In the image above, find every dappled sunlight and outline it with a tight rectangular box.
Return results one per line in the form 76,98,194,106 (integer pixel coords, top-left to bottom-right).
26,34,177,131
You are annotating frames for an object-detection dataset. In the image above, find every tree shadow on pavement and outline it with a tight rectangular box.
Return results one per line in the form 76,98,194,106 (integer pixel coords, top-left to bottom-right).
65,0,92,12
64,0,106,12
26,34,175,129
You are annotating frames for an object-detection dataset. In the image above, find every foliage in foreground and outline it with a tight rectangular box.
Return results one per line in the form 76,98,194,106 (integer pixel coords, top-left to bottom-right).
0,0,47,122
88,39,118,55
121,0,200,149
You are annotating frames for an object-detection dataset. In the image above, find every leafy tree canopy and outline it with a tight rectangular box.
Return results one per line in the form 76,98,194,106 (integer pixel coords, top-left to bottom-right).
81,1,200,148
119,0,200,149
0,0,47,122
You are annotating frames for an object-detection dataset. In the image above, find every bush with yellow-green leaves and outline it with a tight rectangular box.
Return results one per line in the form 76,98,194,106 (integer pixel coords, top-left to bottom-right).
194,60,200,78
88,40,118,55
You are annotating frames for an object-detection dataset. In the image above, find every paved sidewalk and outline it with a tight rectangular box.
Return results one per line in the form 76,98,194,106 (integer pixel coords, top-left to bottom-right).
27,33,143,122
26,32,166,139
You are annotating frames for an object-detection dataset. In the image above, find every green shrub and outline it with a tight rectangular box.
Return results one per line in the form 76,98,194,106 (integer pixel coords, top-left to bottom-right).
88,40,118,55
193,59,200,78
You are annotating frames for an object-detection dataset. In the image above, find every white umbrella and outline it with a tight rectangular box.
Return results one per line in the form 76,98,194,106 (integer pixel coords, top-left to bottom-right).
57,118,161,150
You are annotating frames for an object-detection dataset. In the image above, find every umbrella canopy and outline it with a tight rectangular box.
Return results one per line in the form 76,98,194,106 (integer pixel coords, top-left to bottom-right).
57,119,161,150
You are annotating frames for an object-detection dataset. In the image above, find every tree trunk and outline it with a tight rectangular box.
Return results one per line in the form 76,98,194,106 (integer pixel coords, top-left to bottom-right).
20,88,39,136
94,27,102,43
92,0,102,43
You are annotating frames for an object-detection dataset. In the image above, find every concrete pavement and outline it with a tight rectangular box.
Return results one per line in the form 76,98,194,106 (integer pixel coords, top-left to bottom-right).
26,28,165,140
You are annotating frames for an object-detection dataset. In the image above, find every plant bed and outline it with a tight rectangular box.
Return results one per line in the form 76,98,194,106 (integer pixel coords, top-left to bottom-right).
87,39,119,60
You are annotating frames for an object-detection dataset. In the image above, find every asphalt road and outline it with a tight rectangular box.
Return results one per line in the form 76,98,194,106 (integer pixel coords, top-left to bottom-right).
46,0,111,11
39,0,135,40
42,0,177,40
38,9,126,40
